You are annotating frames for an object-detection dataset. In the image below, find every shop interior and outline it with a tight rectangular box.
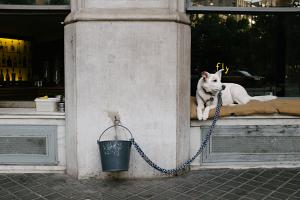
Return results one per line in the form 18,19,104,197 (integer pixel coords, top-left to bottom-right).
0,9,68,101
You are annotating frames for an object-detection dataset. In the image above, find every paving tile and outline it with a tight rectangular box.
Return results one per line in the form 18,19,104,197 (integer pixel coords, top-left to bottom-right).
288,196,300,200
30,185,56,196
21,193,43,200
260,183,279,190
197,193,219,200
0,189,10,197
263,196,281,200
252,176,270,183
137,189,160,199
240,172,257,179
44,193,67,200
206,188,226,196
13,189,33,197
277,187,297,195
246,180,264,187
0,194,18,200
259,172,277,179
245,192,266,200
225,180,244,187
0,178,11,184
217,184,236,191
221,192,242,200
109,190,134,199
230,188,249,196
172,185,191,193
252,188,273,195
190,185,212,193
289,180,300,186
238,198,254,200
157,190,182,198
220,173,236,180
284,183,300,191
183,189,205,198
1,181,17,189
293,191,300,197
204,180,223,187
127,195,147,200
232,177,249,184
270,191,290,199
267,180,285,187
239,184,257,191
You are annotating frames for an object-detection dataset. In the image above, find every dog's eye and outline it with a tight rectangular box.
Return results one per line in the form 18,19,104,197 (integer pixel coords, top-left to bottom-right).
213,79,217,82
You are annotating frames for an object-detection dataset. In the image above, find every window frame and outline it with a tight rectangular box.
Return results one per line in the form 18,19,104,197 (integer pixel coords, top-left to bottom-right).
186,0,300,13
0,4,70,11
187,0,300,98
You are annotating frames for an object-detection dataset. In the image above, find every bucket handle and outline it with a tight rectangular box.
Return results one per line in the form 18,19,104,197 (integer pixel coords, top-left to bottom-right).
98,124,133,141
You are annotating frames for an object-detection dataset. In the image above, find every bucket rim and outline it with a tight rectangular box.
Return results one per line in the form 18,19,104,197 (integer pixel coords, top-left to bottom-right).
97,139,132,144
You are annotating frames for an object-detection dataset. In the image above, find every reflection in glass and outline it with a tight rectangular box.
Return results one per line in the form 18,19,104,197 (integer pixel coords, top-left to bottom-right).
190,0,300,7
0,0,69,5
191,14,300,97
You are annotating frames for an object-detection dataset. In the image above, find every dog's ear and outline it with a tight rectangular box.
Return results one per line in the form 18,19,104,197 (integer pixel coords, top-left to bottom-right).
216,69,223,79
201,71,209,81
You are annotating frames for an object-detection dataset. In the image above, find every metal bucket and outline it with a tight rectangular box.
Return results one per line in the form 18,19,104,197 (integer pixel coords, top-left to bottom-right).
97,124,133,172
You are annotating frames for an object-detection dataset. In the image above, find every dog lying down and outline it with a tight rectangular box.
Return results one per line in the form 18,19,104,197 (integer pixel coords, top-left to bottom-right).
196,70,277,120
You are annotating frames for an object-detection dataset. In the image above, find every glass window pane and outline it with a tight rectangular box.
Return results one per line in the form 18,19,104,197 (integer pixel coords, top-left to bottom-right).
189,0,300,7
0,0,69,5
191,13,300,97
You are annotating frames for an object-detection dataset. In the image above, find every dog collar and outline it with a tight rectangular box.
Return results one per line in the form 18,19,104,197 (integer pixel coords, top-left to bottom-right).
198,94,214,106
201,86,213,96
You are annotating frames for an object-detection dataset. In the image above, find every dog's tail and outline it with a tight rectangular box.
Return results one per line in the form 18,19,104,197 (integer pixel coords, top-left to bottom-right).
250,95,277,101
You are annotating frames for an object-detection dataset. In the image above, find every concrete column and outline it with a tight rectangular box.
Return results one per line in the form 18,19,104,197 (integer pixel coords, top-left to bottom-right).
64,0,191,179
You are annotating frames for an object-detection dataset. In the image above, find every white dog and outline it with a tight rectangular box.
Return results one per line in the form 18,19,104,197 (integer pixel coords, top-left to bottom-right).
196,70,277,120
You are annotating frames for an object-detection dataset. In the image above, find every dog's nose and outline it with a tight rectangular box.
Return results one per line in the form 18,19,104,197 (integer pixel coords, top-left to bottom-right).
222,85,226,90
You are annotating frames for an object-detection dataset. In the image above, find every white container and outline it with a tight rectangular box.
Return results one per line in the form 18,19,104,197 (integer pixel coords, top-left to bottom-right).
34,98,59,112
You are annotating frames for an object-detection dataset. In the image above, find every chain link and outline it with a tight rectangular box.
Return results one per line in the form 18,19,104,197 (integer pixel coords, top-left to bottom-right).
130,92,223,175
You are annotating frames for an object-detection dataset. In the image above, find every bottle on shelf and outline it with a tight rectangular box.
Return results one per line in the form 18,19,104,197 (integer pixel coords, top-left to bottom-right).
5,69,10,82
10,40,15,52
17,41,20,54
7,56,12,67
4,42,8,54
2,51,5,68
0,69,4,85
11,68,16,82
13,56,17,68
23,56,27,68
18,69,22,81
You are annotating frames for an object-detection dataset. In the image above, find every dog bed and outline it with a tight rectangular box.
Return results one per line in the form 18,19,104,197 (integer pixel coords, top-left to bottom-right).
190,96,300,120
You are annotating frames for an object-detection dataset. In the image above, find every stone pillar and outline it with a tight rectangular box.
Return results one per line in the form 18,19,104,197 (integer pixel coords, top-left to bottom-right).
64,0,191,179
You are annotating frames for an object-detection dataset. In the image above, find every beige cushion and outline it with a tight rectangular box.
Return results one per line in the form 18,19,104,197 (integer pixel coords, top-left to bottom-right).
191,97,300,120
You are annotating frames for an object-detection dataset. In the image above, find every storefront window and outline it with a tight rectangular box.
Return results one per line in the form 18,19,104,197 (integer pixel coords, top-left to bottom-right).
191,13,300,97
0,0,69,5
0,11,67,100
188,0,300,7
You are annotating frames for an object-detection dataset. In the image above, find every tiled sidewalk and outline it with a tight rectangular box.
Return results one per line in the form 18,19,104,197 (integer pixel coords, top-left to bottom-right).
0,168,300,200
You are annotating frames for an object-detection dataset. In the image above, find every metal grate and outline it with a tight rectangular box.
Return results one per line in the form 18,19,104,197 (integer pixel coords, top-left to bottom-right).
0,137,47,155
212,136,300,153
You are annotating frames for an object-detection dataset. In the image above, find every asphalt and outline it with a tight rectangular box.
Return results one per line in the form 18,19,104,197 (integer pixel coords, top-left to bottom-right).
0,168,300,200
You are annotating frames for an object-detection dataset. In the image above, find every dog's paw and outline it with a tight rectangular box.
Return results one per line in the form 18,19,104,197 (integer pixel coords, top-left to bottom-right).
197,107,203,120
202,114,209,120
197,113,203,120
202,111,209,120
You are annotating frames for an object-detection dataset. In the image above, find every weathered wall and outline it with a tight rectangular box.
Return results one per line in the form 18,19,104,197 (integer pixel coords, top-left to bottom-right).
65,0,190,178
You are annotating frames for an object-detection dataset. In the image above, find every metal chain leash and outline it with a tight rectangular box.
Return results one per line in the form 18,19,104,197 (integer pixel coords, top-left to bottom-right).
130,92,223,175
